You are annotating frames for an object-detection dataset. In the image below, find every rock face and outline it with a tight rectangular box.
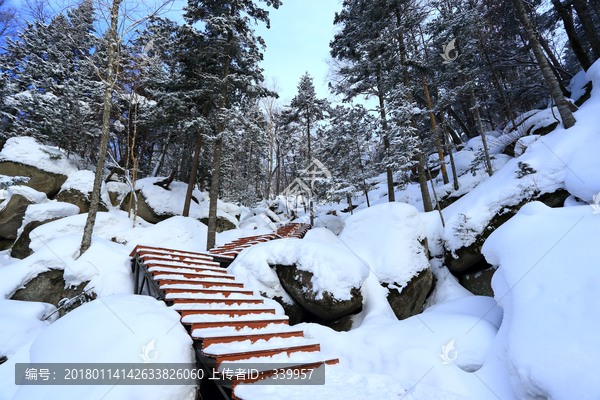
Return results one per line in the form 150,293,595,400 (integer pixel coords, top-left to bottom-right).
0,194,34,240
459,266,497,297
384,268,433,320
121,190,172,224
199,217,237,233
275,264,363,321
0,161,67,197
56,188,108,214
446,188,570,274
10,270,95,317
11,218,60,259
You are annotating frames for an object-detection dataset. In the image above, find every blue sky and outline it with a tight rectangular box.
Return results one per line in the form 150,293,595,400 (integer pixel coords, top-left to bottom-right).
254,0,343,103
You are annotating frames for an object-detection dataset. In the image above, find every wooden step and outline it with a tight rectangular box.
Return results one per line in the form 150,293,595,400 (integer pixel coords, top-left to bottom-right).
163,287,254,296
205,344,321,367
171,298,264,306
150,271,230,281
180,309,276,318
137,251,214,263
196,330,304,347
130,245,213,259
147,265,230,275
158,280,243,289
188,318,288,331
142,257,221,268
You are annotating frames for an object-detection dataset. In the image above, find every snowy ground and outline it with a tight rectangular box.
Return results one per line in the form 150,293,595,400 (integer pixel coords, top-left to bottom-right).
0,58,599,400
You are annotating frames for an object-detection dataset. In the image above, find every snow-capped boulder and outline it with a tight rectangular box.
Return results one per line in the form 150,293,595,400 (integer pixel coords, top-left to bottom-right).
340,203,432,320
106,181,130,207
121,189,169,223
229,233,369,322
445,188,570,274
275,264,363,321
10,270,94,317
0,137,77,197
0,186,47,244
56,171,110,213
482,202,600,399
11,202,80,259
10,295,195,400
313,214,345,235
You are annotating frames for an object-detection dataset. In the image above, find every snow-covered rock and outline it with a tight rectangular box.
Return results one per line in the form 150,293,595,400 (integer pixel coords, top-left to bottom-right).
56,170,111,213
0,186,48,242
10,295,196,400
482,202,599,400
0,137,78,197
229,232,369,322
11,201,80,259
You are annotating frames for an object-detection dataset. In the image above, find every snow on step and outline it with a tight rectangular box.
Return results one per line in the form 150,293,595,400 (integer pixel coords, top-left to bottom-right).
159,281,243,290
144,258,221,268
182,313,288,324
203,336,319,356
150,268,229,278
139,252,215,262
217,350,333,373
132,245,213,258
170,302,267,311
193,323,296,339
166,292,259,300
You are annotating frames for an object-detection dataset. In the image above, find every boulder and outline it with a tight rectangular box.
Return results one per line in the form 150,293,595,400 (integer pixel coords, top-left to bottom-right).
0,194,34,240
11,218,61,259
0,161,67,197
384,267,433,320
199,216,237,233
10,269,95,317
275,264,363,321
106,182,130,207
325,313,357,332
446,188,570,274
459,266,497,297
56,188,109,214
121,190,173,224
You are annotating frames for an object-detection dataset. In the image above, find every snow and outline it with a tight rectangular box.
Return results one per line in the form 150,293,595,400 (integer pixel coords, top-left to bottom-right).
568,69,590,103
4,185,47,205
0,236,132,299
59,170,114,208
0,300,56,400
482,202,600,400
17,202,80,237
10,294,195,400
26,211,217,254
339,203,429,287
229,236,370,303
0,137,79,176
133,177,238,225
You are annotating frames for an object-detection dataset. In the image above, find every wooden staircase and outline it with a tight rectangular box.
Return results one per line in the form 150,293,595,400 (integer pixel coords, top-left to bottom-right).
129,223,337,399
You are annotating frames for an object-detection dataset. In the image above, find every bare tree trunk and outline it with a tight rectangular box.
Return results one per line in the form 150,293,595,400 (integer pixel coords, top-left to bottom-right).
483,48,517,128
183,129,203,217
470,87,494,177
422,76,449,185
207,28,234,250
512,0,577,129
551,0,592,71
151,131,172,177
79,0,122,256
572,0,600,59
376,75,396,203
417,148,433,212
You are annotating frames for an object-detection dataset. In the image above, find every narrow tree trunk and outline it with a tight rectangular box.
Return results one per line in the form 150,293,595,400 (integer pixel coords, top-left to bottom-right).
151,131,173,177
551,0,592,70
572,0,600,59
417,150,433,212
207,28,234,250
79,0,122,256
470,87,494,177
422,76,449,185
426,161,445,227
206,137,222,250
512,0,577,129
183,129,203,217
376,75,396,203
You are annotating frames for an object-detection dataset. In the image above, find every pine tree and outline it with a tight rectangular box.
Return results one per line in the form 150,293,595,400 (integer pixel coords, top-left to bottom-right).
183,0,281,249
